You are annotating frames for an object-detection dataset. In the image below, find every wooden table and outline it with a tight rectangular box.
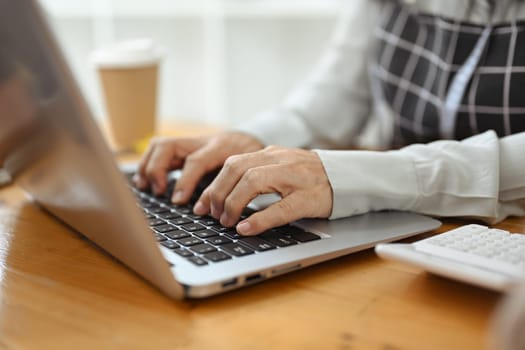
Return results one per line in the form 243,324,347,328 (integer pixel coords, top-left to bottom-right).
0,124,521,349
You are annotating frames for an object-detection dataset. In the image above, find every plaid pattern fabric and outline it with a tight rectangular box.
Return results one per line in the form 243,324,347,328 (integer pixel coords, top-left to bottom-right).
371,2,525,147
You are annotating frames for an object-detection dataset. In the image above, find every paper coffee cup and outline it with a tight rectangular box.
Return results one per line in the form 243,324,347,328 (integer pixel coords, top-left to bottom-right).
92,38,163,152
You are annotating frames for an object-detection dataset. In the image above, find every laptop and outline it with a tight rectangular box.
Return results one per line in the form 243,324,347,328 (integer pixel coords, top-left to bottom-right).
0,0,441,299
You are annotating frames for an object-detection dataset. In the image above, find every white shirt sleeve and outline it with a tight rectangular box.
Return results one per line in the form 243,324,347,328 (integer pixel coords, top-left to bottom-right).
234,0,383,149
315,130,525,223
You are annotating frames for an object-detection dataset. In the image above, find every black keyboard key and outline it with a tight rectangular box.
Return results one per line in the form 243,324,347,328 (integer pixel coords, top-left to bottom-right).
161,240,179,249
169,217,194,226
269,236,297,247
178,237,203,247
223,231,243,240
154,233,167,242
275,225,305,236
289,231,320,243
204,251,231,262
173,248,193,257
165,230,190,240
172,206,192,215
149,206,170,214
238,237,276,252
190,244,217,255
157,211,181,220
153,224,178,233
206,236,233,245
221,243,254,257
274,225,301,234
275,226,320,242
210,225,235,233
188,256,208,266
194,229,219,239
260,231,298,247
181,223,206,232
157,197,173,205
139,200,154,208
186,214,205,220
148,218,165,227
200,217,219,226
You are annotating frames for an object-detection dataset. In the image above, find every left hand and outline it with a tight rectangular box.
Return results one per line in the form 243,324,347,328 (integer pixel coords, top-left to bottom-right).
193,145,333,235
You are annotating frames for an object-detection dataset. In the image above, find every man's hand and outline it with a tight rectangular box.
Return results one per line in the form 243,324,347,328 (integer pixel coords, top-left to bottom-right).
133,132,264,203
193,146,333,235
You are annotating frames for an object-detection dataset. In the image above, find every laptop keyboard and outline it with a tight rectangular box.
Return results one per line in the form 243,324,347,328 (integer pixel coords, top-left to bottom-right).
127,175,321,267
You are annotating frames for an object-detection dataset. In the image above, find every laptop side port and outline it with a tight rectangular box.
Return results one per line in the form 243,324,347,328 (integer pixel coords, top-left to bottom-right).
221,278,238,288
244,273,264,284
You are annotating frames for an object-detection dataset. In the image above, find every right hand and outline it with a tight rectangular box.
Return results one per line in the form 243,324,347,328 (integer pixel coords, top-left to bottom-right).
133,131,264,204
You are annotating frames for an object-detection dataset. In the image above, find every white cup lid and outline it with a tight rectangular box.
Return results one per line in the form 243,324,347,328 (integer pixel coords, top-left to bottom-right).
91,38,164,69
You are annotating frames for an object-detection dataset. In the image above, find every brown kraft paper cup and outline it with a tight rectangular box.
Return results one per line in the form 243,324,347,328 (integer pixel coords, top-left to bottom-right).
98,63,158,151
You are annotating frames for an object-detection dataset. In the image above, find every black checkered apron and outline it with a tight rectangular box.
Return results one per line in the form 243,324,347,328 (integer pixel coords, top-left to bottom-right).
370,2,525,147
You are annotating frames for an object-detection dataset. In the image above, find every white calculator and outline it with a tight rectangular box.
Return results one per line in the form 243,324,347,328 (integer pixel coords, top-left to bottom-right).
375,224,525,292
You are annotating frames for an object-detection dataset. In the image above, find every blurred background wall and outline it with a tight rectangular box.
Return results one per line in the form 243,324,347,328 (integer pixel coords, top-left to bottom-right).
39,0,343,127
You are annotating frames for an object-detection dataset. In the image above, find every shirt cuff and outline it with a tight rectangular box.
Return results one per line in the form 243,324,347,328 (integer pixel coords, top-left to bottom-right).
314,149,420,219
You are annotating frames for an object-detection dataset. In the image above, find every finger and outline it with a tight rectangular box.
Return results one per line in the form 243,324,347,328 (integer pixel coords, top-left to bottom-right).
172,143,224,204
236,194,306,236
145,141,184,195
193,186,212,216
134,139,157,189
219,165,282,227
201,151,274,220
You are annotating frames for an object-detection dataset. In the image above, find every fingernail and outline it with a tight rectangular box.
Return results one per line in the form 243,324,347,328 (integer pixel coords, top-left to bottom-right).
237,221,252,235
172,190,184,203
193,201,206,215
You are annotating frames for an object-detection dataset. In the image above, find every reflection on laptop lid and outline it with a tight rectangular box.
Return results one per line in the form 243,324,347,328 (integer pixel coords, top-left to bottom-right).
0,0,441,299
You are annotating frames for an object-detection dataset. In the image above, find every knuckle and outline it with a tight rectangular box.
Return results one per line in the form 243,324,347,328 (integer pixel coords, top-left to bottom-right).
144,161,158,176
208,190,222,207
223,155,242,175
185,152,201,164
276,200,295,219
263,145,286,162
151,136,169,148
263,145,284,153
213,133,229,145
149,136,162,147
243,168,259,187
264,145,278,151
184,154,206,173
